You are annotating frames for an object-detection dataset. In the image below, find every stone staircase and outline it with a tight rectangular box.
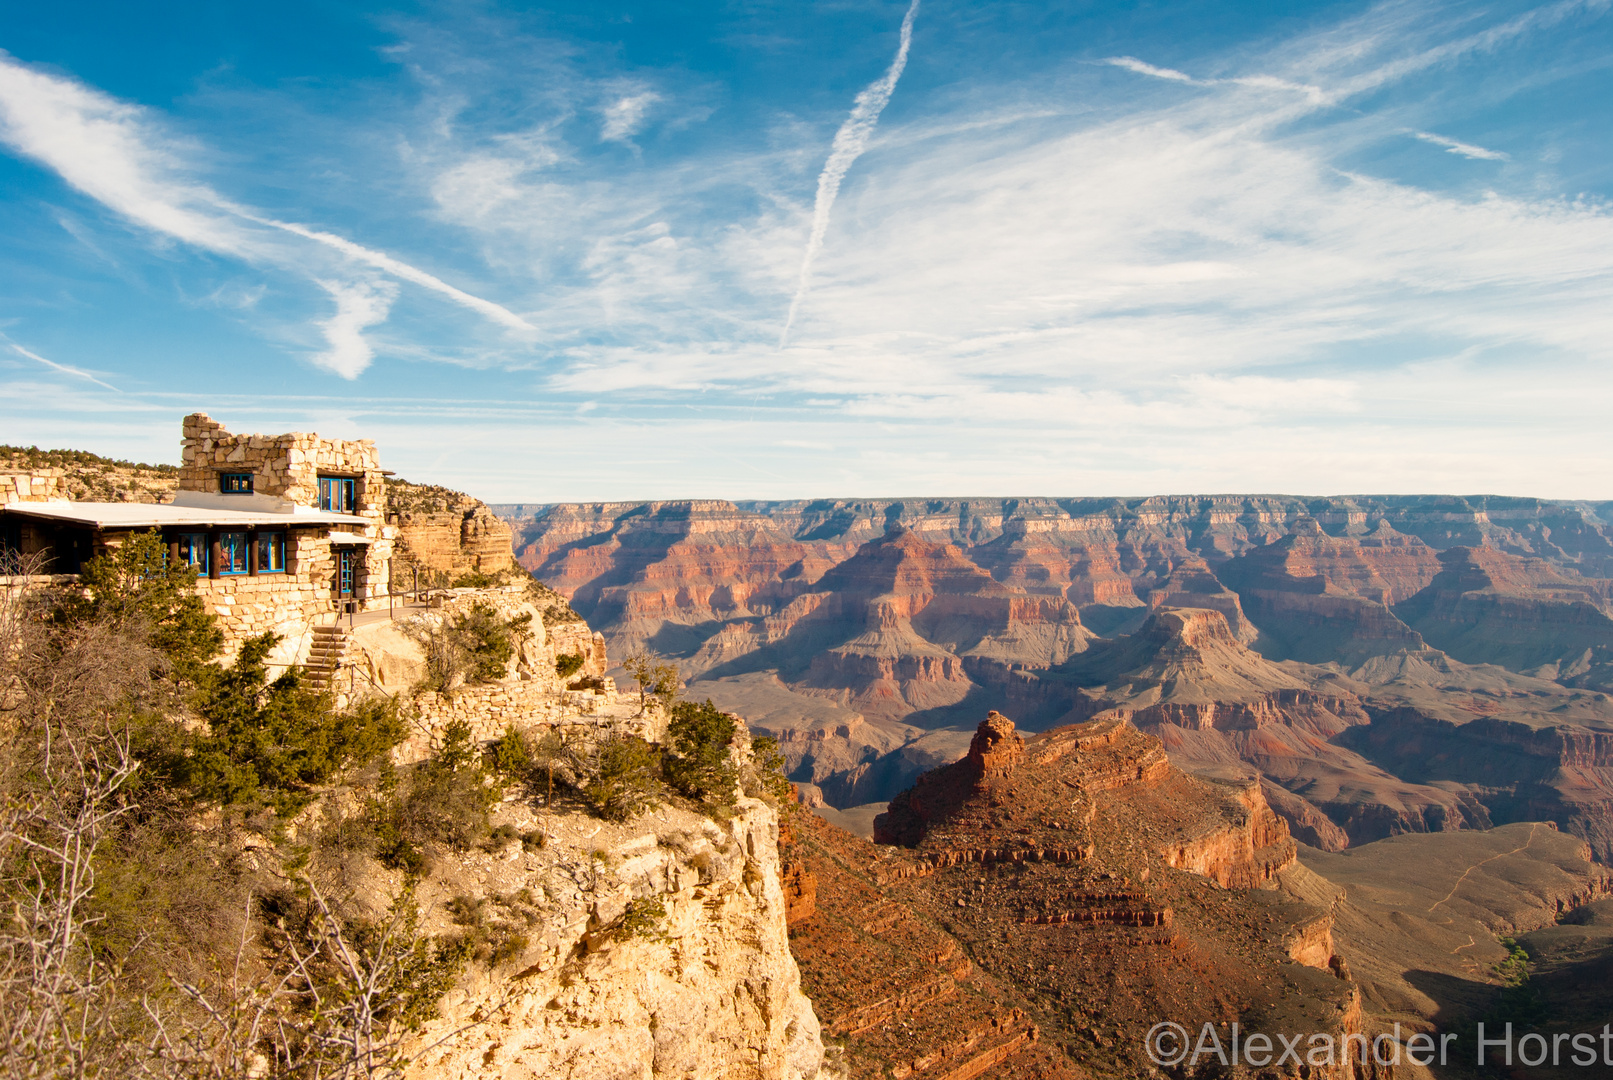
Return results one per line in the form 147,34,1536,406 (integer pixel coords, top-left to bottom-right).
302,624,350,692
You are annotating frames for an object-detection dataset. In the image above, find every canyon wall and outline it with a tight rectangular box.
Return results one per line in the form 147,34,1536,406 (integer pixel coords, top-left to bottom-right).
499,496,1613,863
785,711,1387,1077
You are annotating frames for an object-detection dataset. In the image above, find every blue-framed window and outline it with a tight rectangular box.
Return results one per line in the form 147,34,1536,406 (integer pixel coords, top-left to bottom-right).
318,476,356,513
219,472,254,494
219,532,249,575
256,532,286,573
175,533,208,575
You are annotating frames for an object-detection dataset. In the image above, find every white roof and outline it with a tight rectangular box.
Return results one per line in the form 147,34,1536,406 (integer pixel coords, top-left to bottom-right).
0,501,369,530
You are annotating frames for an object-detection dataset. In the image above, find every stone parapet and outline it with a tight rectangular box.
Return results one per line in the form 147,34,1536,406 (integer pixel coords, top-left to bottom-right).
1,469,67,504
179,412,386,527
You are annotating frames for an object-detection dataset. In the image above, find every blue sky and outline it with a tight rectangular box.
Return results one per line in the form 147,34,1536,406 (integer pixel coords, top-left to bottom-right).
2,0,1612,501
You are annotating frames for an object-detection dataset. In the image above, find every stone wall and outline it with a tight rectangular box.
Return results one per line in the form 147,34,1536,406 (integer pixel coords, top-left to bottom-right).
190,529,346,665
1,469,67,504
178,413,394,614
180,413,385,523
394,683,664,765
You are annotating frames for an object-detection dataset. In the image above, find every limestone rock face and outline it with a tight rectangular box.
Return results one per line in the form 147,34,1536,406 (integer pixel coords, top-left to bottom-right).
387,480,516,579
402,798,828,1080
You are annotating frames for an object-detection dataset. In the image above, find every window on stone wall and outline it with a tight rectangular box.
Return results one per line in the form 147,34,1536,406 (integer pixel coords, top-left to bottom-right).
176,532,208,575
318,476,356,514
219,532,249,575
219,472,254,494
257,531,286,573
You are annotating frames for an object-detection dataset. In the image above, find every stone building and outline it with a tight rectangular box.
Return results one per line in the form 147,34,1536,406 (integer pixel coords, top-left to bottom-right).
1,413,397,663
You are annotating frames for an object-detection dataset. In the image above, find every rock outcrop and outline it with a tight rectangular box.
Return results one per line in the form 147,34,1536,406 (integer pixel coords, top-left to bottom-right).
787,712,1384,1078
401,797,828,1080
388,480,516,580
1217,520,1434,664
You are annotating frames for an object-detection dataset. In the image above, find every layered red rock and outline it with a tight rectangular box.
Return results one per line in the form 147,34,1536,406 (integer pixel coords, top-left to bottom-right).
1394,544,1613,677
501,496,1613,839
1216,520,1435,664
1045,608,1495,849
787,712,1386,1077
502,496,1613,630
673,528,1093,735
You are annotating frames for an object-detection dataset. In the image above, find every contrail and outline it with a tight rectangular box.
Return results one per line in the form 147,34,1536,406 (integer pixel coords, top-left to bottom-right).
780,0,920,348
10,343,121,392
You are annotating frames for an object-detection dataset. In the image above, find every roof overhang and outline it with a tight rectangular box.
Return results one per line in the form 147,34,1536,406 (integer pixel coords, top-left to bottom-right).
0,501,370,530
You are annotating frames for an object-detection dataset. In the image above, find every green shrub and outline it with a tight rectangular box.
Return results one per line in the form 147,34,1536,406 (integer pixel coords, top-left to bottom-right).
455,603,529,683
554,651,585,678
483,823,519,851
748,735,795,806
445,889,539,968
449,569,504,589
64,529,223,686
400,719,500,849
367,721,500,873
663,699,739,807
183,633,405,811
329,888,471,1031
417,603,532,691
622,652,680,712
583,735,662,822
489,725,534,782
615,897,669,941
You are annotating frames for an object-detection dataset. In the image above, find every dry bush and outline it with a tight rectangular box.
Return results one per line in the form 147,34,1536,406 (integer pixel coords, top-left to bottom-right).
0,548,482,1078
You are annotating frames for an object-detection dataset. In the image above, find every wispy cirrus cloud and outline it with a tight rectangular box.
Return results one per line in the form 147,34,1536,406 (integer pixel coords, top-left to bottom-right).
0,49,530,376
0,52,246,253
1413,129,1510,160
1103,56,1200,84
7,341,121,392
1102,55,1327,103
601,89,660,143
5,1,1613,497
